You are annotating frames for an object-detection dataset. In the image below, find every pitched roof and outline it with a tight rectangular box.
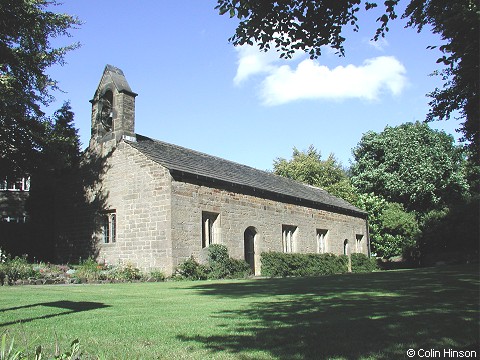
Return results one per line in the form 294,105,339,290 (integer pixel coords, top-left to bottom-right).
93,65,138,99
127,135,366,217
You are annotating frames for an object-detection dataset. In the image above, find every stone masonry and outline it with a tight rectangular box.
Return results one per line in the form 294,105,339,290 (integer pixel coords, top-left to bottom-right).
55,65,369,276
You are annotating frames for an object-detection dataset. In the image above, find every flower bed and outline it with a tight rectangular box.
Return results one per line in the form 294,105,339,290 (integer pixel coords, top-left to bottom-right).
0,250,165,286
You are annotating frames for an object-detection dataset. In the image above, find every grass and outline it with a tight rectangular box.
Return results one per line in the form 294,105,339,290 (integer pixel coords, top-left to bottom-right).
0,264,478,359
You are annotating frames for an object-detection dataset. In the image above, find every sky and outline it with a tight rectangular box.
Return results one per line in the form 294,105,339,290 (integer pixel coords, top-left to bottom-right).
45,0,462,172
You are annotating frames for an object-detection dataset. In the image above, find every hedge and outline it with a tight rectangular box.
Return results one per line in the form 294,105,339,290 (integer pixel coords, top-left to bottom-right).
351,253,378,273
260,252,350,277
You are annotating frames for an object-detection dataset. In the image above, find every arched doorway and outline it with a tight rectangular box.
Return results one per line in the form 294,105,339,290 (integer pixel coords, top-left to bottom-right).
244,227,256,274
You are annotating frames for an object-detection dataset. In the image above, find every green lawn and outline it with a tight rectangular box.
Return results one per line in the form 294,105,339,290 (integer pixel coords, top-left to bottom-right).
1,264,478,359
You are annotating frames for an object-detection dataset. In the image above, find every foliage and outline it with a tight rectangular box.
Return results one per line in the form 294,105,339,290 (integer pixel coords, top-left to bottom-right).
216,1,479,173
149,270,166,282
207,244,251,279
1,333,23,360
350,253,378,273
404,0,479,179
175,246,251,280
216,0,398,59
260,252,350,277
112,263,142,281
418,196,480,265
0,0,81,178
73,258,144,283
26,102,81,261
0,251,167,285
0,333,81,360
0,256,37,285
356,193,419,259
73,257,103,282
110,263,143,282
175,256,209,280
273,145,358,204
43,102,82,173
52,339,80,360
351,122,468,214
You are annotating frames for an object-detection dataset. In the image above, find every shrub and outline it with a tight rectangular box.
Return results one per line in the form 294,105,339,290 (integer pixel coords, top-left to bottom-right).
149,270,166,282
73,257,103,281
351,253,378,273
223,257,251,279
112,263,143,281
207,244,251,279
261,252,350,277
0,255,38,284
175,256,209,280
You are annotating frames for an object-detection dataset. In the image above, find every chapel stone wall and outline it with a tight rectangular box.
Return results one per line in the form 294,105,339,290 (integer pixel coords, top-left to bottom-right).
55,141,173,274
171,180,368,275
94,142,172,273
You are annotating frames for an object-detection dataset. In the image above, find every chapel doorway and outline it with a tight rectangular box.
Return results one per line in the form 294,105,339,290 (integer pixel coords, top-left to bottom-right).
244,227,256,274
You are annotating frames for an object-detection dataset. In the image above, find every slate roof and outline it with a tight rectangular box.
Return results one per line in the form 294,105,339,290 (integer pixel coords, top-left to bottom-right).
127,135,366,217
93,65,137,99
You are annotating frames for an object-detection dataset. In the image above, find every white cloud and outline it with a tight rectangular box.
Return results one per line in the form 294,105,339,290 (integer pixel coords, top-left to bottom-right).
260,56,407,105
233,45,407,106
233,43,306,86
233,45,279,85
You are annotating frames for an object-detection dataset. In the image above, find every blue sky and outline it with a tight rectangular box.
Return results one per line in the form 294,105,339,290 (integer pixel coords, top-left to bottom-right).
46,0,461,171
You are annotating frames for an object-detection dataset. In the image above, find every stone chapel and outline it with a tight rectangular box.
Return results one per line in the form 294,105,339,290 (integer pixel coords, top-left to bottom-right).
55,65,370,276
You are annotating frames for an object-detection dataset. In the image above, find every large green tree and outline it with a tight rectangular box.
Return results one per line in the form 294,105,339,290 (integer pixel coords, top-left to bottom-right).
0,0,80,178
216,0,479,185
356,193,419,259
351,122,468,214
26,101,81,260
273,145,358,204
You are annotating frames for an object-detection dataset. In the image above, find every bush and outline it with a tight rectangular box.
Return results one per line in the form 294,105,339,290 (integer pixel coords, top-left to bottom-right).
149,270,166,282
73,257,103,281
351,253,378,273
175,256,209,280
261,252,350,277
72,258,144,282
0,255,38,284
207,244,251,279
175,246,251,281
112,263,143,281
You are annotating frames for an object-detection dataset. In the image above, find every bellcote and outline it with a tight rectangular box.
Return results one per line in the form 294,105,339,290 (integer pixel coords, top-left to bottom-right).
90,65,138,145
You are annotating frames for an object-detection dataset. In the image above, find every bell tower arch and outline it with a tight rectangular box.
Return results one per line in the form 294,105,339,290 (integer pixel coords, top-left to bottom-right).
90,65,138,146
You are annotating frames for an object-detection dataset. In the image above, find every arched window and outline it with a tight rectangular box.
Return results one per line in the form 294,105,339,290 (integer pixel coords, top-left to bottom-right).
102,211,117,244
244,227,256,273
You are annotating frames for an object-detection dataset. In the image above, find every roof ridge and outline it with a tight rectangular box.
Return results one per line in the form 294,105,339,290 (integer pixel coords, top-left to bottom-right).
127,134,366,216
134,134,335,192
135,134,275,173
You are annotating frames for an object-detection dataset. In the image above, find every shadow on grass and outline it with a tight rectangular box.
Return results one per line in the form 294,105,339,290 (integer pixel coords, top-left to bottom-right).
0,300,110,327
179,265,479,359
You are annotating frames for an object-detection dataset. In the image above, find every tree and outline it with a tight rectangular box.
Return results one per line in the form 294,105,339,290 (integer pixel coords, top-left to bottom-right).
356,193,419,259
404,0,479,193
216,0,479,182
43,101,81,173
25,102,81,261
418,196,479,264
0,0,80,178
351,122,468,214
273,145,358,204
